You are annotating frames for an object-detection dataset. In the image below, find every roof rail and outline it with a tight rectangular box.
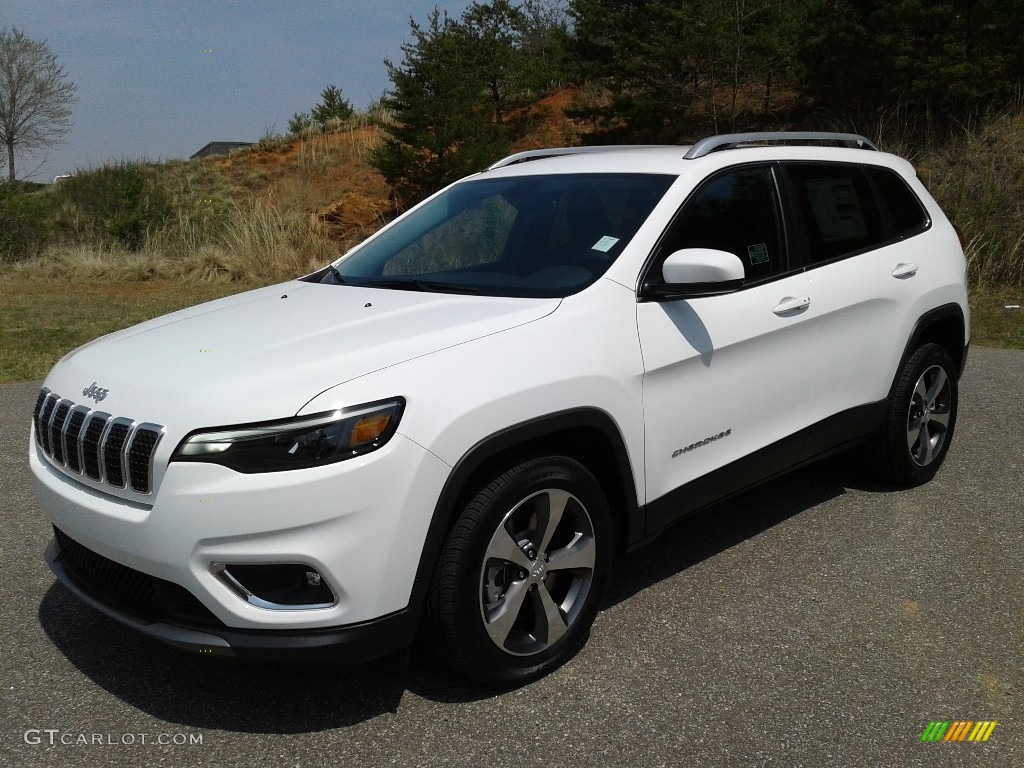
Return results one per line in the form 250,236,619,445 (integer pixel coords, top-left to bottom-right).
488,145,668,170
684,132,877,159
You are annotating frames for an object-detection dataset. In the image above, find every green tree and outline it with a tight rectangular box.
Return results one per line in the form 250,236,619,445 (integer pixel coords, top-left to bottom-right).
799,0,1024,135
372,1,567,206
518,0,573,85
0,27,78,181
287,111,314,135
288,84,354,135
310,84,354,126
569,0,697,140
568,0,810,141
720,1,811,124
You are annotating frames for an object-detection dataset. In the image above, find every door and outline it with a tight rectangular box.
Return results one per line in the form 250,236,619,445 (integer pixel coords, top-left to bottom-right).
638,164,820,511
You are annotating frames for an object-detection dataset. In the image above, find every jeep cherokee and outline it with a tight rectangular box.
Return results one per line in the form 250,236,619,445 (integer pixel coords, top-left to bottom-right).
29,132,969,686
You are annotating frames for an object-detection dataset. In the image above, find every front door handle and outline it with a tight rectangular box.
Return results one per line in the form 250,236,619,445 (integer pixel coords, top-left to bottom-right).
772,296,811,316
892,262,919,279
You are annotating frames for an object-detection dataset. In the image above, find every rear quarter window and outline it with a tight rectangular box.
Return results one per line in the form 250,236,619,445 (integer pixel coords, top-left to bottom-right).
867,167,930,238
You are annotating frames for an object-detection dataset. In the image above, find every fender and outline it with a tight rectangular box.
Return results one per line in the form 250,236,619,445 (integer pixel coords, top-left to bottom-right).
896,303,968,384
403,408,641,625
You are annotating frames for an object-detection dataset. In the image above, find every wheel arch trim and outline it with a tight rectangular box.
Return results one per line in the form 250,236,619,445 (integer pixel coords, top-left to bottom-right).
404,408,640,626
898,303,968,383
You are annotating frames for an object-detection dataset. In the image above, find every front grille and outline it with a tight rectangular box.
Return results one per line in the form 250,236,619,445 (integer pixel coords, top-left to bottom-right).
33,388,164,494
53,527,223,628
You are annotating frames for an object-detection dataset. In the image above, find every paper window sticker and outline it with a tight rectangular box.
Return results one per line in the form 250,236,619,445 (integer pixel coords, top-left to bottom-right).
591,235,620,253
748,243,770,265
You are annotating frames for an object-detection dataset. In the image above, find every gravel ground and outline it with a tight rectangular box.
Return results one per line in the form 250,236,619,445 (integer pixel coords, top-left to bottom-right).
1,347,1020,767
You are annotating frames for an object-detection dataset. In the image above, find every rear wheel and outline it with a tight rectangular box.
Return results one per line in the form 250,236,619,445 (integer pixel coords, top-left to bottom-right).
875,343,958,486
427,456,612,687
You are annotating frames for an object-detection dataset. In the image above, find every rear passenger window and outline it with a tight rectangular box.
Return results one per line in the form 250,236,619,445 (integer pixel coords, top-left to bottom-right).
787,164,884,263
868,167,929,237
659,165,786,282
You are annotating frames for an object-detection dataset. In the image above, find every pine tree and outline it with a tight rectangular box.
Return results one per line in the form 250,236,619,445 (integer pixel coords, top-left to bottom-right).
372,2,566,207
798,0,1024,136
568,0,811,141
311,84,354,127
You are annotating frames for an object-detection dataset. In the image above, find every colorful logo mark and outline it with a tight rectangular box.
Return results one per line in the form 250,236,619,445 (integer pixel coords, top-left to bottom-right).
921,721,997,742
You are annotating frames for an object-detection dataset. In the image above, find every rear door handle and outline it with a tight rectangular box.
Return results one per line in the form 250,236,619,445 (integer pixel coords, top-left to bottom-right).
772,296,811,316
892,262,919,279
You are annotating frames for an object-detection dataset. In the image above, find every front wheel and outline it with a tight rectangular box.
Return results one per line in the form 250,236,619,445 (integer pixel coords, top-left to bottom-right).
427,456,612,687
875,343,958,487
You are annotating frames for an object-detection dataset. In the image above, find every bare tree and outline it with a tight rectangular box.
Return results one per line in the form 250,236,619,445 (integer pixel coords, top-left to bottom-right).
0,28,77,182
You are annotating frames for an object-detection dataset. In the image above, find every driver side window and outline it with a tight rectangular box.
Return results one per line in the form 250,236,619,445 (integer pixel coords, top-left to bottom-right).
659,165,787,283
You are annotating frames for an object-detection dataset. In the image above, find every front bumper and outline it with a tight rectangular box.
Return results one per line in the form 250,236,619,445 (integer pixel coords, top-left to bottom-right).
46,538,416,661
31,426,451,654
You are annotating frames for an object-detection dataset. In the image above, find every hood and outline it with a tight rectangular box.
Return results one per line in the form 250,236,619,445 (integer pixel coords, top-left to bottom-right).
44,281,559,428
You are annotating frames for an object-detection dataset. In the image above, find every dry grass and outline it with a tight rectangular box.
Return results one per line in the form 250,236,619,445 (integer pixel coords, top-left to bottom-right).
14,196,336,285
9,117,393,286
909,108,1024,288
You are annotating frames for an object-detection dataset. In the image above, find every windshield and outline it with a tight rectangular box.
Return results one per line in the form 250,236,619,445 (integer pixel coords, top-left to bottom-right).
318,173,675,298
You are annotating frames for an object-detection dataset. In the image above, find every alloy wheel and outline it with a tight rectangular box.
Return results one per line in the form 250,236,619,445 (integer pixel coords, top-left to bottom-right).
478,488,597,656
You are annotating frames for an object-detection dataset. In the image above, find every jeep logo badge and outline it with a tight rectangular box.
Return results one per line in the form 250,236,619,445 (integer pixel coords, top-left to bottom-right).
82,382,109,402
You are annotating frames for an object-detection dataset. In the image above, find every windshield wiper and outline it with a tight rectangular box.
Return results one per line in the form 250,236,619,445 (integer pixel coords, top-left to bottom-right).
325,263,347,284
353,278,479,295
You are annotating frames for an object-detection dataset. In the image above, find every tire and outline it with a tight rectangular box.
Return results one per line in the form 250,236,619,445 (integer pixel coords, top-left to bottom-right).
427,455,613,687
875,343,958,487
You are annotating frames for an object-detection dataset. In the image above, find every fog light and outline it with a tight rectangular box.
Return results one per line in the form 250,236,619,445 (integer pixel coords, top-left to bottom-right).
214,563,336,610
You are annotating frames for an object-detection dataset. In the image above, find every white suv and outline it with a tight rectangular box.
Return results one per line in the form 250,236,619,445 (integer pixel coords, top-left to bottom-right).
30,133,969,686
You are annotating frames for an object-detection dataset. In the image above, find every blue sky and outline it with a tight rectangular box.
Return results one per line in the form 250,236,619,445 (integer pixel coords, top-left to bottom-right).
2,1,474,182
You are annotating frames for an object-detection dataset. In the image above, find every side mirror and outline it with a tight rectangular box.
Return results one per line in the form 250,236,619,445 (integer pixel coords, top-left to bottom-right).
641,248,745,300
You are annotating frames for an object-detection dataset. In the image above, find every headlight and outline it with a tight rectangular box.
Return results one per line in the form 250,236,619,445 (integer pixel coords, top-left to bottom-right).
171,398,404,473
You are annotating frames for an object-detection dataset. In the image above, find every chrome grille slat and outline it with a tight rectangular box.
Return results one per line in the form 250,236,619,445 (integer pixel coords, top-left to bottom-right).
64,406,89,473
33,388,164,496
127,425,162,494
49,401,72,465
82,412,110,481
38,394,58,455
32,389,48,448
102,419,133,488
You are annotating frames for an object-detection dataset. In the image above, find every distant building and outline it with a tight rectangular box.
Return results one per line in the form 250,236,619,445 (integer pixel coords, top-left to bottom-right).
190,141,254,160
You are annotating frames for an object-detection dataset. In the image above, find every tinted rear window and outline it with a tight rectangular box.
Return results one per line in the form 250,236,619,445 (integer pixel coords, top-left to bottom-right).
787,164,885,263
868,167,929,237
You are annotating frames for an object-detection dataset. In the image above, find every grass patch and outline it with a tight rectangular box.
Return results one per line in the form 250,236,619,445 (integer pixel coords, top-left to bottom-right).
0,279,251,383
970,286,1024,350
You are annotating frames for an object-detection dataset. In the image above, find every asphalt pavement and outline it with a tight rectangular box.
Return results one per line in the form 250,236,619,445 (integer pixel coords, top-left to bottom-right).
1,348,1020,767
